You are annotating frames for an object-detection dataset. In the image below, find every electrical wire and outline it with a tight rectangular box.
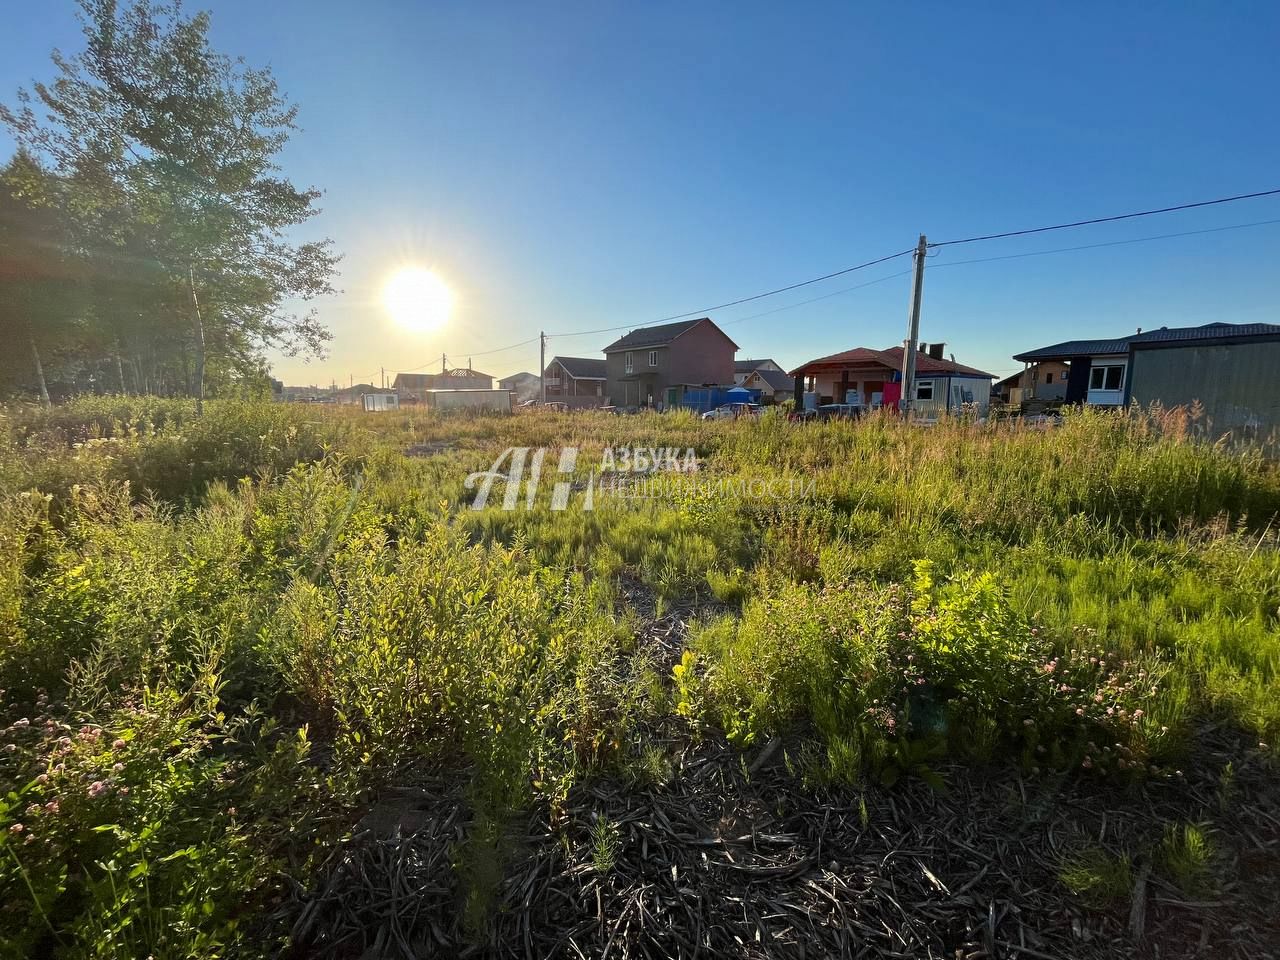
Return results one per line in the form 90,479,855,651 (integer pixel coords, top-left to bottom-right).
930,217,1280,270
719,269,914,326
547,247,916,339
928,187,1280,248
366,188,1280,378
391,335,542,374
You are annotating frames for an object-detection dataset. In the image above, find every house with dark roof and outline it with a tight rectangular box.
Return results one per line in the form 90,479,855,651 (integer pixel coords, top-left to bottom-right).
602,317,737,409
542,356,607,407
733,358,785,385
790,343,995,415
1017,322,1280,431
741,366,795,402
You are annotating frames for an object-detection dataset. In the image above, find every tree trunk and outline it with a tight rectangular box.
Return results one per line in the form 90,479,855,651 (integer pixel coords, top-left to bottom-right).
30,335,51,407
115,351,127,394
189,265,206,415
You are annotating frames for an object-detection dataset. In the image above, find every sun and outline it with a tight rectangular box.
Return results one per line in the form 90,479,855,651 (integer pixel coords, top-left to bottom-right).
383,267,454,331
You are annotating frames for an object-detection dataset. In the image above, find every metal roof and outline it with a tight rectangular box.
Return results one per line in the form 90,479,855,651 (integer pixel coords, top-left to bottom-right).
549,356,606,379
602,317,738,353
1014,323,1280,361
1012,338,1134,362
1128,321,1280,345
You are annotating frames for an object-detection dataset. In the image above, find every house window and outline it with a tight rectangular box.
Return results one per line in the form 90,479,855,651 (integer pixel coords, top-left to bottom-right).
1089,365,1124,391
915,380,934,401
1045,372,1054,384
624,352,633,374
648,350,657,367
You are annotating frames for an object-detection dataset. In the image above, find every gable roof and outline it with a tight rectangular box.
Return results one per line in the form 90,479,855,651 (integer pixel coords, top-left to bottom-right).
602,317,738,353
791,345,994,380
748,368,795,392
392,372,434,388
734,358,782,373
550,356,606,380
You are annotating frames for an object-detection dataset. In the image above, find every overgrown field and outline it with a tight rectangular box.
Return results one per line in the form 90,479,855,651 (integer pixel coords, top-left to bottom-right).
1,398,1277,958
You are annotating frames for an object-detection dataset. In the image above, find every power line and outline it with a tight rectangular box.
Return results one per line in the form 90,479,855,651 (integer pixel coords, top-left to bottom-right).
720,270,914,326
547,247,916,339
928,187,1280,248
391,335,541,374
369,188,1280,379
930,217,1280,269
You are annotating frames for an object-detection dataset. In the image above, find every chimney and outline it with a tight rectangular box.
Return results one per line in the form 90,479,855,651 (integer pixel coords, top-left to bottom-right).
928,342,945,360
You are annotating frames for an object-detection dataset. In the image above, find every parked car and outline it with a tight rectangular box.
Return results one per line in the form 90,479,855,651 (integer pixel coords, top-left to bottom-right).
702,403,759,421
816,403,864,421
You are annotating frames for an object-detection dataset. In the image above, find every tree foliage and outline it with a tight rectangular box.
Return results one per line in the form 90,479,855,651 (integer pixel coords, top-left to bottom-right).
0,0,338,403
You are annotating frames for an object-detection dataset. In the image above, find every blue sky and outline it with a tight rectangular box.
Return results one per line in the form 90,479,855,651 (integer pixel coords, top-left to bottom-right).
3,1,1279,385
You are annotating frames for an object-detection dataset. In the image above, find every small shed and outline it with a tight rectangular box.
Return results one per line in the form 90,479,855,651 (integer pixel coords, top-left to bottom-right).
362,392,399,412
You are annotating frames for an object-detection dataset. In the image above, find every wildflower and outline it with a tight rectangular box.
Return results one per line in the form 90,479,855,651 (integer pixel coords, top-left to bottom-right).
8,823,22,834
112,762,124,772
1022,718,1034,727
118,787,129,796
1132,709,1144,719
1075,707,1085,716
112,739,126,751
44,801,59,814
88,780,109,799
35,774,48,784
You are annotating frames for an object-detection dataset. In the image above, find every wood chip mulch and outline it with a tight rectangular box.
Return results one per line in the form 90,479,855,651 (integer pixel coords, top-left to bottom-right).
286,728,1279,960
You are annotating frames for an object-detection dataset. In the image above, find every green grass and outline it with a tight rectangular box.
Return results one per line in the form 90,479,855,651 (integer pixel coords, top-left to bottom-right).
0,396,1277,955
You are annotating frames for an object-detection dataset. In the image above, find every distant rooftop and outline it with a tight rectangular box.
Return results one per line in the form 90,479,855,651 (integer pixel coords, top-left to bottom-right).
602,317,738,353
549,356,606,379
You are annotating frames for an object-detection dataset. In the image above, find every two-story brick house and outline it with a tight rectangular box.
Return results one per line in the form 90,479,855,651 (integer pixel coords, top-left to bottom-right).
603,317,737,409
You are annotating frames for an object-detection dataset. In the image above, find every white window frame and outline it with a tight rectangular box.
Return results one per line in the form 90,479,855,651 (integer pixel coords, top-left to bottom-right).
624,352,633,374
648,350,657,367
1089,364,1125,392
915,380,934,401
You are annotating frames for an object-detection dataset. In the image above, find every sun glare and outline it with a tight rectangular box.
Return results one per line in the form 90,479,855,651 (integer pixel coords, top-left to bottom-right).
383,267,454,331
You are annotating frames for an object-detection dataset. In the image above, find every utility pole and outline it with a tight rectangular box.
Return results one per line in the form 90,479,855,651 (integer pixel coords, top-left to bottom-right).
539,330,546,403
441,353,447,375
900,234,928,415
381,367,385,389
